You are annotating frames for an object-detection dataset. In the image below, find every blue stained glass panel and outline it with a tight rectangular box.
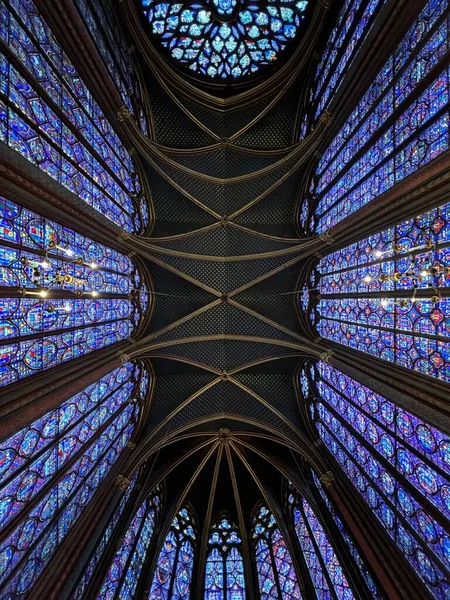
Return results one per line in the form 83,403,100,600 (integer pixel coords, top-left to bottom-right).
313,0,387,119
0,404,137,598
298,499,354,599
311,362,450,599
293,506,331,599
311,472,382,598
311,0,450,232
0,359,148,597
315,200,450,383
255,539,278,600
205,547,224,600
0,197,146,387
316,363,450,521
149,506,196,600
204,517,245,600
0,375,135,529
141,0,309,79
1,0,148,231
226,547,245,600
98,490,160,600
72,471,139,600
252,505,302,600
0,363,131,482
73,0,134,113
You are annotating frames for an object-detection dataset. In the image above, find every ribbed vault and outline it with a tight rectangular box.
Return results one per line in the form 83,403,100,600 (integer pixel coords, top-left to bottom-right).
117,57,330,511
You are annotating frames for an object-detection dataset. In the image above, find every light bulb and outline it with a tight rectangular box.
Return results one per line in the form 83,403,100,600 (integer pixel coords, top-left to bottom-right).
381,299,389,307
91,290,99,297
420,270,429,277
64,305,72,312
363,275,372,283
65,248,74,257
374,250,383,258
89,262,98,270
41,260,50,269
39,290,48,298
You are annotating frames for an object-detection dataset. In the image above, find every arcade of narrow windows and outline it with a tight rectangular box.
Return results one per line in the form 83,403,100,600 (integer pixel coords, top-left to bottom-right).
0,0,449,598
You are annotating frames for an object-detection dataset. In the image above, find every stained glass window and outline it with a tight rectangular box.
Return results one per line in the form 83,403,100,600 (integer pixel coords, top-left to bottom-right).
73,0,136,120
307,361,450,599
313,0,387,120
314,200,450,383
0,358,148,598
97,488,161,600
310,471,383,598
0,0,148,232
310,0,449,232
286,484,355,599
204,517,246,600
72,472,139,600
149,506,196,600
0,361,144,502
0,196,146,388
141,0,310,79
251,504,302,599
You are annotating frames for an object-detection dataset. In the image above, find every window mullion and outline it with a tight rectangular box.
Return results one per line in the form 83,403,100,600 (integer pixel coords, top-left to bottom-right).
111,501,149,600
268,530,283,600
298,502,341,600
317,414,450,579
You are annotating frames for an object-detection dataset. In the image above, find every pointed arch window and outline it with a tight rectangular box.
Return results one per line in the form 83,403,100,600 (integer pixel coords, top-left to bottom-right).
310,472,382,598
0,0,148,232
149,506,196,600
72,0,148,135
0,196,149,388
204,517,246,600
286,484,355,600
0,361,146,510
305,361,450,599
313,200,450,383
309,0,449,232
312,0,387,121
72,471,140,600
0,360,148,598
251,504,302,600
97,487,161,600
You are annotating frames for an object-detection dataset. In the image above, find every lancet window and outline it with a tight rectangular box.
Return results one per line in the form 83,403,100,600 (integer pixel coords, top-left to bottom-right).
204,516,246,600
149,506,197,600
313,0,387,120
72,472,140,600
314,200,450,382
310,0,449,233
303,362,450,599
72,0,148,134
251,504,302,599
286,484,355,599
0,196,148,388
310,472,382,598
97,488,161,600
0,360,147,598
0,0,148,232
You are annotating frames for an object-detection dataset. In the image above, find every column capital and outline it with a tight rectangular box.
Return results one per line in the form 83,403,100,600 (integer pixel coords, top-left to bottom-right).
319,471,334,487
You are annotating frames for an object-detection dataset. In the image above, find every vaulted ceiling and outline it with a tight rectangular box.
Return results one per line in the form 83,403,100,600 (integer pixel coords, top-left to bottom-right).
115,0,335,524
